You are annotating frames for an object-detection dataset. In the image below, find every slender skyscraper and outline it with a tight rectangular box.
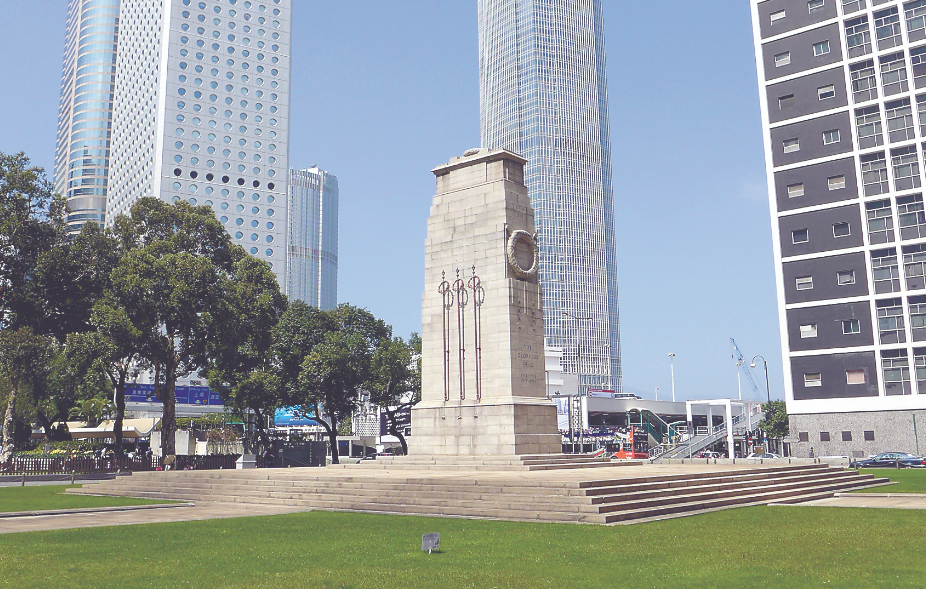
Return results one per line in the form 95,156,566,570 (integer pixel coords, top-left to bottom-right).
478,0,622,391
287,167,338,309
54,0,120,234
107,0,292,286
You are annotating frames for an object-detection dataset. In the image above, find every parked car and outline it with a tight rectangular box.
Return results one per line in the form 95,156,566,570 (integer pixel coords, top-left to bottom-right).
856,452,926,468
746,453,780,459
698,451,723,459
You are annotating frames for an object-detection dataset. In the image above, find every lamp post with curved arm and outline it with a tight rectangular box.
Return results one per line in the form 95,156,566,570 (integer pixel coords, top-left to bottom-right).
562,311,592,452
750,355,771,405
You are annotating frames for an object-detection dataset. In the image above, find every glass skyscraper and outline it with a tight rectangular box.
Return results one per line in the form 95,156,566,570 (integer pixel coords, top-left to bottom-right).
478,0,622,391
53,0,120,234
287,167,338,310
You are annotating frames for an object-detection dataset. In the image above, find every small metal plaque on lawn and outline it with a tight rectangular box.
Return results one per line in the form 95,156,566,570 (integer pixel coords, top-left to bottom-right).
422,532,440,553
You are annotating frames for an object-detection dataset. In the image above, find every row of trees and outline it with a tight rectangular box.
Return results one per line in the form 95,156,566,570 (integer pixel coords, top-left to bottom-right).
0,151,420,464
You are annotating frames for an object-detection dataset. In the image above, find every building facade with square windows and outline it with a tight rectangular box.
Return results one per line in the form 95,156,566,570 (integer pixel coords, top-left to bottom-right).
287,167,338,310
106,0,291,286
54,0,120,235
752,0,926,458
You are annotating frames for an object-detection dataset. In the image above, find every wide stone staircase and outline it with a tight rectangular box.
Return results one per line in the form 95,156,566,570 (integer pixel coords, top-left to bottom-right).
355,453,637,471
68,463,889,524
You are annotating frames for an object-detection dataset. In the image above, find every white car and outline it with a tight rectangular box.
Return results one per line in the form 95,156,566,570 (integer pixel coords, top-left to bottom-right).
746,452,780,459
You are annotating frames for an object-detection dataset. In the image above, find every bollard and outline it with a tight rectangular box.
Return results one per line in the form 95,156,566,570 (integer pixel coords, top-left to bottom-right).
71,470,76,485
788,458,791,464
714,458,717,465
760,458,764,464
22,475,26,487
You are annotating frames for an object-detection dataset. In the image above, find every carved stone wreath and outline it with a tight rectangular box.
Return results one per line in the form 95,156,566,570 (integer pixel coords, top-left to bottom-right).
507,230,539,280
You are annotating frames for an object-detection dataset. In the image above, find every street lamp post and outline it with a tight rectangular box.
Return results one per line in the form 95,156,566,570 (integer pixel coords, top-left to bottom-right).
749,355,771,405
562,311,592,453
669,353,676,402
654,386,659,402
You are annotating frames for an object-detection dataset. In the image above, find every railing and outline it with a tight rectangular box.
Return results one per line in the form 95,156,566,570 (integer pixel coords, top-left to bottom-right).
0,454,240,475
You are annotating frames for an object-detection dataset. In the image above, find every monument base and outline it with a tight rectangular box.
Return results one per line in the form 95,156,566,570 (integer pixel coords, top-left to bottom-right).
408,400,561,456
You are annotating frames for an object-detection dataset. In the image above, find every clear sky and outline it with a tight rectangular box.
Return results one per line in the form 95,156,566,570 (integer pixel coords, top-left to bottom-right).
0,1,779,403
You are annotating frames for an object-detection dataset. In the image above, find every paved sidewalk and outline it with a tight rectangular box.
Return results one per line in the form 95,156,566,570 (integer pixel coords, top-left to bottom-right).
781,494,926,510
0,502,310,535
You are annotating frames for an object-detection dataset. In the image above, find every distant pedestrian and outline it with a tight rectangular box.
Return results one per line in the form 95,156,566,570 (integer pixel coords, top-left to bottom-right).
809,447,815,459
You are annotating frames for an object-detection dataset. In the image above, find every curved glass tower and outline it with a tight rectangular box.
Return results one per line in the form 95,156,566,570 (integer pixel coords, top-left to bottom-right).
478,0,622,391
287,167,338,310
54,0,119,234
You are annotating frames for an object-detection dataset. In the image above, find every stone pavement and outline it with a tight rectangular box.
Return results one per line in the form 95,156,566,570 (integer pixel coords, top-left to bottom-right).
784,492,926,510
0,501,309,535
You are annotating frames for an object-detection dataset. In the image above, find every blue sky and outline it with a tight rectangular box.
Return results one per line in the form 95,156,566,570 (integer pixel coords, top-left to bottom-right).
0,1,779,403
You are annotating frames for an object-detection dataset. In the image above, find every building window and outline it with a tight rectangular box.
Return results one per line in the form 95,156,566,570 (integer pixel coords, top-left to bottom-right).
788,183,805,198
808,0,825,12
851,59,879,102
856,106,884,149
864,430,875,441
846,370,866,385
915,348,926,389
784,138,800,153
906,0,926,41
877,298,906,343
861,152,889,196
833,222,851,237
880,52,909,95
828,176,846,190
845,15,872,58
775,51,791,67
843,318,861,334
843,0,864,14
805,373,823,387
792,229,809,243
882,348,913,395
898,194,926,239
842,431,853,441
886,98,915,142
799,432,810,442
800,324,818,338
823,129,841,145
892,145,922,191
912,48,926,91
770,10,786,23
779,94,795,110
872,250,902,293
910,297,926,340
813,40,831,57
875,7,903,50
796,276,814,290
820,431,831,442
917,96,926,138
838,270,856,285
866,199,894,243
903,243,926,291
818,85,836,100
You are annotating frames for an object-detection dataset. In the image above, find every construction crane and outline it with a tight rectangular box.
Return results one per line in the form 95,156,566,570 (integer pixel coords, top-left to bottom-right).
730,338,762,400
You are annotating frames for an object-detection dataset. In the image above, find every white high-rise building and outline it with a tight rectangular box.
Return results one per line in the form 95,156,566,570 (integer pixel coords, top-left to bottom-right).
53,0,120,234
287,167,338,310
107,0,291,285
478,0,622,392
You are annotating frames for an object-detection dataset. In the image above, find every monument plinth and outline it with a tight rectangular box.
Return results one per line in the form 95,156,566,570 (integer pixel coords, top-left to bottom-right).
410,148,561,456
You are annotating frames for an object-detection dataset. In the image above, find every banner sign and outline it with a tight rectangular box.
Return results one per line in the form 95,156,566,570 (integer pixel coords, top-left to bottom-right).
274,407,320,427
125,384,224,406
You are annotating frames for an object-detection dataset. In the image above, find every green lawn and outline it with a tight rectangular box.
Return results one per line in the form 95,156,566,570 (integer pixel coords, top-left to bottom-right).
1,506,924,588
853,468,926,493
0,485,168,514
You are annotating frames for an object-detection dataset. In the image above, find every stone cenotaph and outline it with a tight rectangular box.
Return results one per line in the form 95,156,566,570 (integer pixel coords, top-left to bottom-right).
409,148,561,456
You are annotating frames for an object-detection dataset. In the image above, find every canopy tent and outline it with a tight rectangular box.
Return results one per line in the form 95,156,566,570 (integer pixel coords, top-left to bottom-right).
31,418,159,440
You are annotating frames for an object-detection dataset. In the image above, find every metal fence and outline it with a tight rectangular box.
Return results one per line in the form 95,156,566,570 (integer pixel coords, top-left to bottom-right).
0,454,240,475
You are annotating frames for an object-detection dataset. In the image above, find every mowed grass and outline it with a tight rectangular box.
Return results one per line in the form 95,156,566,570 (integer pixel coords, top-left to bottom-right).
0,485,168,513
853,468,926,493
1,506,925,588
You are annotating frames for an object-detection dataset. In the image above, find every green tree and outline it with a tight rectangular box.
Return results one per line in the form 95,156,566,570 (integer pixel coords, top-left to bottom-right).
0,152,66,330
368,333,421,455
759,400,790,452
0,327,57,461
204,255,287,447
110,198,241,456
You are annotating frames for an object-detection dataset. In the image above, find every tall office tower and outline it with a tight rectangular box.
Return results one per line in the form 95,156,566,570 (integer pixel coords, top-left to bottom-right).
107,0,291,286
53,0,120,234
478,0,622,392
287,167,338,309
751,0,926,458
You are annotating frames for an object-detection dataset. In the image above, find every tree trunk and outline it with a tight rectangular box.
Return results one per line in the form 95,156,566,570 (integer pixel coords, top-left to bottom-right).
160,375,177,457
386,409,408,455
323,415,340,464
36,409,54,440
0,379,19,462
114,372,126,456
